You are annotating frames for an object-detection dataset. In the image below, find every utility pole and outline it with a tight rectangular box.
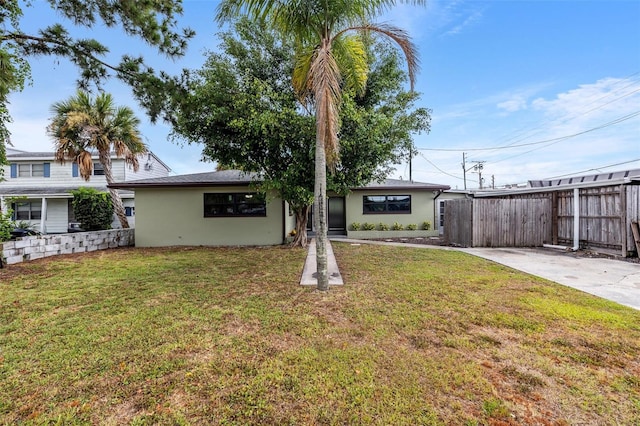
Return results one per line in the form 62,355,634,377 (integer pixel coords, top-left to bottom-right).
462,152,486,190
491,175,495,189
477,162,484,189
409,149,413,183
461,153,468,190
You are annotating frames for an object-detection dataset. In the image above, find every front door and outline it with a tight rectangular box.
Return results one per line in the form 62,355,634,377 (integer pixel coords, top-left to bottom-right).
328,196,346,235
306,196,347,235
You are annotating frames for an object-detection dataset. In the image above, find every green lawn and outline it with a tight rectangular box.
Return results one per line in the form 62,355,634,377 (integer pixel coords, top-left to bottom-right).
1,243,638,425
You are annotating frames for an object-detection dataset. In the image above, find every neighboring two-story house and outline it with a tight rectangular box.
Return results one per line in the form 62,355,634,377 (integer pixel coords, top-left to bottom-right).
0,148,171,233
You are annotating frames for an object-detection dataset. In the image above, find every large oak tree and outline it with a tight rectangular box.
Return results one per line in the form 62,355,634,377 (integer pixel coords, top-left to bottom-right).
170,18,430,248
216,0,426,290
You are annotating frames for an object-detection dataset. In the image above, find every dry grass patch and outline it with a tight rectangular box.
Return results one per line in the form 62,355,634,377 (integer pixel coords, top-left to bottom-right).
0,244,638,425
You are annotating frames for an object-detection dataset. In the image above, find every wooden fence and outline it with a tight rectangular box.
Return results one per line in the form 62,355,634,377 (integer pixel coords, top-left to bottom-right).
444,183,640,256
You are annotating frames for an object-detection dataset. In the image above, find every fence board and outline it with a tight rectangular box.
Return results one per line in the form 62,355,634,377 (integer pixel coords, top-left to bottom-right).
444,184,638,255
443,199,472,247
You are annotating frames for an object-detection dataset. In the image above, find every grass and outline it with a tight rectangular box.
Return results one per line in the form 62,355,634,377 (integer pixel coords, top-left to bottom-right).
0,243,639,425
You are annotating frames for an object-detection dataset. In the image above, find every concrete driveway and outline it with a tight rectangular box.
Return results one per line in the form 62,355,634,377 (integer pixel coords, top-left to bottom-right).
335,238,640,311
459,247,640,311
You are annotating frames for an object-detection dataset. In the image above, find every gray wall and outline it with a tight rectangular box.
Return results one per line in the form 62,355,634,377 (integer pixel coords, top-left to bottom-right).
2,229,135,265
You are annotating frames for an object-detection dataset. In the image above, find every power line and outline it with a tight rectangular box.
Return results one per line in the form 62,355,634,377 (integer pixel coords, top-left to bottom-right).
418,152,464,181
478,72,640,154
417,110,640,152
543,159,640,179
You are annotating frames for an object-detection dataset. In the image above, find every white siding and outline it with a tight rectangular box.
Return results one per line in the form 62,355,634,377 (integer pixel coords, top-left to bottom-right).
1,151,171,234
44,199,69,233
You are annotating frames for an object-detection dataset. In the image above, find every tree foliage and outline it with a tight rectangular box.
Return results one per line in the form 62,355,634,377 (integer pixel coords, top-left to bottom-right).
216,0,425,290
0,0,194,174
48,90,147,229
0,208,13,242
169,19,430,247
70,187,114,231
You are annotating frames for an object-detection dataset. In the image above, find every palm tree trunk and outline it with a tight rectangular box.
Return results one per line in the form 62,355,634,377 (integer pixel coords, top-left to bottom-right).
99,150,130,229
314,124,329,291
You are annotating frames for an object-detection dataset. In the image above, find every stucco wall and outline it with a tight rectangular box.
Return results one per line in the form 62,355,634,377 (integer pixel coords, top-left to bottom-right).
133,187,286,247
345,189,438,230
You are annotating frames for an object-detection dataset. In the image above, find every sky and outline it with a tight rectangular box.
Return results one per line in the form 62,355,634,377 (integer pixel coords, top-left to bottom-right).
7,0,640,189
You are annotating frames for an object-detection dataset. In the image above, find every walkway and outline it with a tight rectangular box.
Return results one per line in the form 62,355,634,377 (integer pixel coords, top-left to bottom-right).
300,238,344,286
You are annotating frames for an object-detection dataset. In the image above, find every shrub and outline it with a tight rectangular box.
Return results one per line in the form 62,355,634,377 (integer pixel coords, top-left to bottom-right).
422,221,432,230
0,210,13,242
71,188,114,231
392,222,404,231
350,222,361,231
362,222,376,231
378,222,389,231
406,223,417,231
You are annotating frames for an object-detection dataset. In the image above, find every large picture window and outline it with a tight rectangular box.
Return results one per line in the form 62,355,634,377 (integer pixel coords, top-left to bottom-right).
204,193,266,217
363,195,411,214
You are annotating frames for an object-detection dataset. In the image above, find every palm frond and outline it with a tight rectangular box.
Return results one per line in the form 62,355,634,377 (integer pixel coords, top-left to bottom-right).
76,150,94,181
339,22,420,90
308,43,342,169
331,34,369,96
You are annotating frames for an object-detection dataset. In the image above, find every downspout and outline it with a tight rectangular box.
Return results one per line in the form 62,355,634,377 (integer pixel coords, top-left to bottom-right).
40,197,47,234
433,190,444,232
572,188,579,251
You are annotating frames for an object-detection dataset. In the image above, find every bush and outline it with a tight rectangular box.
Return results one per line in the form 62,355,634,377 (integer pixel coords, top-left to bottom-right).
406,223,417,231
0,210,13,242
422,221,432,230
350,222,361,231
71,188,114,231
378,222,389,231
392,222,404,231
362,222,376,231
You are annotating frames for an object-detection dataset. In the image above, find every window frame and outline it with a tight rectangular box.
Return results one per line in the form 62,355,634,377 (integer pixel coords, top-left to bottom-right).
17,163,46,177
362,194,412,215
93,162,105,176
203,192,267,218
12,201,42,221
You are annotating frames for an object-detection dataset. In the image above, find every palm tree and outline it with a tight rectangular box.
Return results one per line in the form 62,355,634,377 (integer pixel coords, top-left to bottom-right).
217,0,424,290
48,90,147,229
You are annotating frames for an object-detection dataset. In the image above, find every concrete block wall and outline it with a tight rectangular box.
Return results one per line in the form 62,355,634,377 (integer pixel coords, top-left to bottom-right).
1,229,135,265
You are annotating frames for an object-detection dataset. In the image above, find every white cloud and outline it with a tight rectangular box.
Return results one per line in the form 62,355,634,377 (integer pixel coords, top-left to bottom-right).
497,96,528,113
442,9,483,37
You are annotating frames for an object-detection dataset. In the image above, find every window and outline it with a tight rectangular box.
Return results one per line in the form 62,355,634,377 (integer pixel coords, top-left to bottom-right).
14,163,48,177
363,195,411,214
12,201,42,220
204,193,266,217
125,206,135,217
93,162,105,176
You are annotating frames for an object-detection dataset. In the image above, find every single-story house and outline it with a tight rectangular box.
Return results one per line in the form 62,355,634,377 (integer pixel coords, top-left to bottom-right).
109,170,450,247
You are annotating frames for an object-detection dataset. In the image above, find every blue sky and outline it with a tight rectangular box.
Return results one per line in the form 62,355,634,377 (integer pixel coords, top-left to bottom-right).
8,0,640,189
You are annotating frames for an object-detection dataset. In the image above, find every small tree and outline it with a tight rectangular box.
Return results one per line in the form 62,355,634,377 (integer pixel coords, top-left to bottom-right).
0,209,13,242
71,187,114,231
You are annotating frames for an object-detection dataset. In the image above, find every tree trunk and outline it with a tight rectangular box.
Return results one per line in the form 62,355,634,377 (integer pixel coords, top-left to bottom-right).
290,205,310,247
314,127,329,291
99,150,130,229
